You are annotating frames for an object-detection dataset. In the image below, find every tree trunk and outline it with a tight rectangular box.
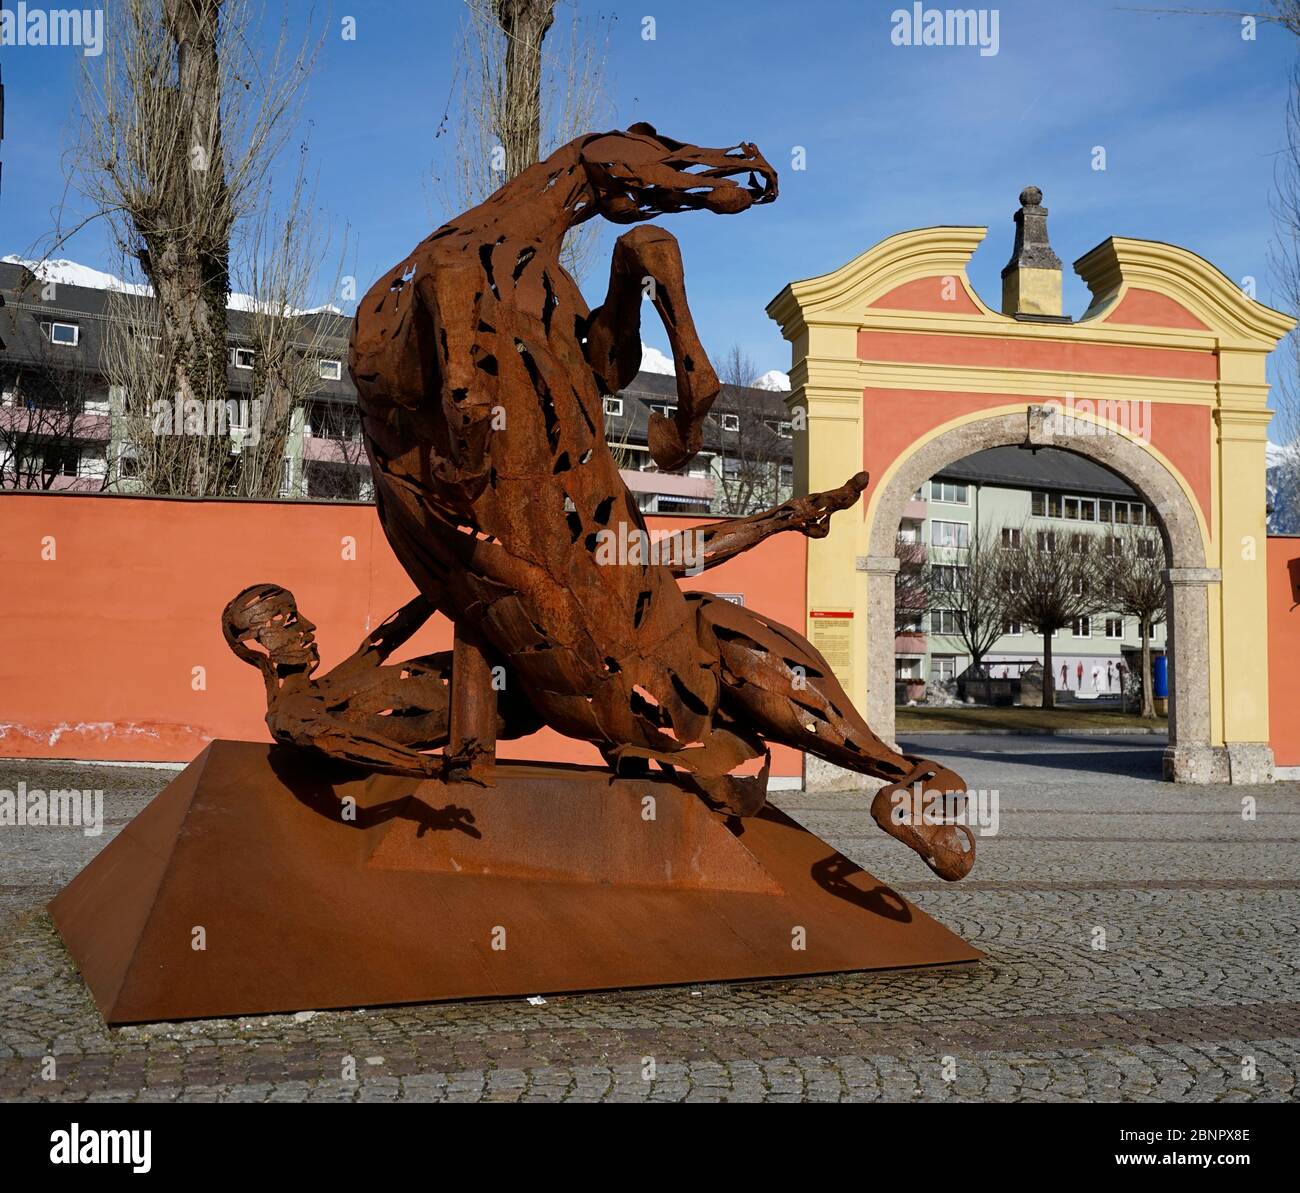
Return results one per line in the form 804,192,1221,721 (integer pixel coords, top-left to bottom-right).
494,0,557,178
1042,629,1054,710
1140,621,1155,719
143,0,234,495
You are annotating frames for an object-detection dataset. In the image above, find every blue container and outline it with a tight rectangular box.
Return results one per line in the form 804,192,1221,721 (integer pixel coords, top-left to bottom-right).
1153,655,1169,699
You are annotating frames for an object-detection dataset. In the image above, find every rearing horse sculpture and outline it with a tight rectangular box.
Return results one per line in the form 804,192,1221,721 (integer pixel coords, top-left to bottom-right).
348,124,975,881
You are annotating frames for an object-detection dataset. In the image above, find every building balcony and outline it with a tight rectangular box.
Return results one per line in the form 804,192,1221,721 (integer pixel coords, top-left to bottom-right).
902,497,928,520
894,633,928,653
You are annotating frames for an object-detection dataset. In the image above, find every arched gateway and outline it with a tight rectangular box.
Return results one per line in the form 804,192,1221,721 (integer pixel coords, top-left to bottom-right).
768,192,1294,784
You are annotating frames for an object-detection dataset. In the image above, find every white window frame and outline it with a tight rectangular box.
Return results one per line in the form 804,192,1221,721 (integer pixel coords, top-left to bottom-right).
720,412,740,432
603,396,623,417
930,608,963,635
45,321,80,347
1073,616,1092,637
931,519,969,548
931,480,969,505
1001,527,1022,548
1105,617,1124,639
232,347,255,370
318,358,343,381
1002,620,1023,636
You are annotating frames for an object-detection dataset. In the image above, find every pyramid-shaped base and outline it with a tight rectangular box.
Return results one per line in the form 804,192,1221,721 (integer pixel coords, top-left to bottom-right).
50,741,980,1024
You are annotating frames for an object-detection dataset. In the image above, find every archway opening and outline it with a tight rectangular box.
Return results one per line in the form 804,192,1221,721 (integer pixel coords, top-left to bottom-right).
863,408,1215,782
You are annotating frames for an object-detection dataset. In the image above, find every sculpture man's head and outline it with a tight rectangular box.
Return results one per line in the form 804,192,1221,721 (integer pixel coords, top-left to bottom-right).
222,584,320,675
578,123,778,223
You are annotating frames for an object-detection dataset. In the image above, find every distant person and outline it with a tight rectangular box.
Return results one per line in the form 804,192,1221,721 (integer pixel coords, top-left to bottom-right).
1091,665,1101,691
1060,662,1069,690
1107,661,1116,692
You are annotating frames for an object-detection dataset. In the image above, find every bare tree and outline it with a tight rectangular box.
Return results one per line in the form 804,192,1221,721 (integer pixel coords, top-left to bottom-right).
895,532,929,634
928,524,1015,679
1001,526,1106,709
437,0,611,278
71,0,317,495
711,344,788,515
232,155,350,498
1099,526,1169,718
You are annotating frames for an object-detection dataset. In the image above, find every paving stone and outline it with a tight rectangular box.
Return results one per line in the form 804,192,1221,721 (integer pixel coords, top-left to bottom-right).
1,740,1298,1102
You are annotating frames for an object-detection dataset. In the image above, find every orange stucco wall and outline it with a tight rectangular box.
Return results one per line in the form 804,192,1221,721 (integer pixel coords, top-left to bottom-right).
0,494,807,776
859,387,1214,535
1267,535,1300,767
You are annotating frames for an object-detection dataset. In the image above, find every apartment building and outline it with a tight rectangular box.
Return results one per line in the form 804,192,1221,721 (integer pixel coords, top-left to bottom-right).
0,260,793,512
895,444,1168,694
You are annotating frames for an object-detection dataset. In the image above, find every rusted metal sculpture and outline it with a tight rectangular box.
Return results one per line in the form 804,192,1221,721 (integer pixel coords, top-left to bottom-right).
221,584,541,779
345,124,973,881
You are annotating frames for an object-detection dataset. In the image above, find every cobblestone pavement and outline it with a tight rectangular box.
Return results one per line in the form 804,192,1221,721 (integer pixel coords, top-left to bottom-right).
1,734,1297,1102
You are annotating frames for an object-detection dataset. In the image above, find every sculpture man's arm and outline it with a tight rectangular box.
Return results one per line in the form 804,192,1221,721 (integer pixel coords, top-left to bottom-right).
659,472,870,578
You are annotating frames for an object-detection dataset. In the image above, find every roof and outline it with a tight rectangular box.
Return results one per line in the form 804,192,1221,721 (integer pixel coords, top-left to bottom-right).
933,445,1139,499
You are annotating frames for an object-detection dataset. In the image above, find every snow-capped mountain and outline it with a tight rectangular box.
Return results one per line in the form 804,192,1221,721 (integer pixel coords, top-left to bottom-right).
1267,440,1300,534
753,369,790,391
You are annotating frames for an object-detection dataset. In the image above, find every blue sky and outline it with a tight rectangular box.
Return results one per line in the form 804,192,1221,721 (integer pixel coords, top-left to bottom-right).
1,0,1296,384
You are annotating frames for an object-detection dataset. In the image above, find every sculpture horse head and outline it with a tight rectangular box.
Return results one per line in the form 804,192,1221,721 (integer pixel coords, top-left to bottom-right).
575,123,778,224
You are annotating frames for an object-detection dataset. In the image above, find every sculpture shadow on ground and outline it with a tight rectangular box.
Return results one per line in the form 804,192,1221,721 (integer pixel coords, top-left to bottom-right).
898,734,1167,782
810,852,914,922
267,745,481,839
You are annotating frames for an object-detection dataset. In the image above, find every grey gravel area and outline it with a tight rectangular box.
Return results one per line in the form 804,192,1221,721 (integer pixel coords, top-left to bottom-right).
1,734,1297,1102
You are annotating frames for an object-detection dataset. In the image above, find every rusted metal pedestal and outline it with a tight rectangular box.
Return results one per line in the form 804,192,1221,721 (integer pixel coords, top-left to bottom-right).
50,740,980,1025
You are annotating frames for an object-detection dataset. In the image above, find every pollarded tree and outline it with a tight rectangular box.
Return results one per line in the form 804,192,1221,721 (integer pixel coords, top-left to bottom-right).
1099,525,1168,719
1000,525,1107,709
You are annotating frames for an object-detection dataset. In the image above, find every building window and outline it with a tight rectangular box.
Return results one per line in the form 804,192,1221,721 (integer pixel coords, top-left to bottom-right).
1037,530,1056,552
1099,499,1113,523
913,485,927,501
895,657,923,680
1003,619,1023,636
1137,537,1159,559
930,608,963,635
1001,527,1021,548
720,413,740,432
931,481,969,504
1073,576,1090,596
604,396,623,417
931,563,967,592
232,348,255,370
318,359,343,381
43,321,80,347
1105,617,1124,639
118,442,141,479
649,403,676,418
931,520,969,548
1073,616,1092,636
764,418,793,437
930,654,962,683
1071,533,1089,554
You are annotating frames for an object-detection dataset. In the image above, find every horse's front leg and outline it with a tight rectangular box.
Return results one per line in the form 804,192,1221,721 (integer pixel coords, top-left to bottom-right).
583,225,719,470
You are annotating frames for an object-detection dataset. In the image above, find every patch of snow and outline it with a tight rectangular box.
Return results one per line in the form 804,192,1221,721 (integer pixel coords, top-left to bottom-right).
639,343,675,375
3,255,152,296
3,255,342,316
